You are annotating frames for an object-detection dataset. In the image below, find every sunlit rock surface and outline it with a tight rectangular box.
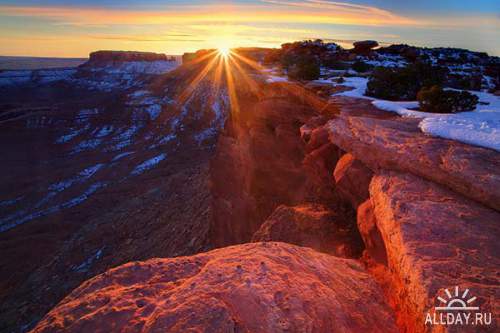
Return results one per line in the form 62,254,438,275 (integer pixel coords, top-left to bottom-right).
32,242,398,333
333,153,373,209
327,115,500,211
370,171,500,332
252,204,362,258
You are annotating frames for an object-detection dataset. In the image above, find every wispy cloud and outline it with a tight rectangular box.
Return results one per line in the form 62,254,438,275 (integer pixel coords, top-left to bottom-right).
260,0,419,25
0,2,498,57
0,2,423,27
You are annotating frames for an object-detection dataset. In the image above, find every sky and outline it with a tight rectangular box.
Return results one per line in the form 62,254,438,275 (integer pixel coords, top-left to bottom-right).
0,0,498,57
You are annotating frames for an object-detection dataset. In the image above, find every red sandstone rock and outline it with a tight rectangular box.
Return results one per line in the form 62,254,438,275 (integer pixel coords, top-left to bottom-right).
333,153,373,208
32,242,398,333
210,98,311,246
302,142,341,202
300,115,327,144
327,115,500,211
370,171,500,332
252,204,362,257
304,126,331,152
210,90,339,247
356,200,387,265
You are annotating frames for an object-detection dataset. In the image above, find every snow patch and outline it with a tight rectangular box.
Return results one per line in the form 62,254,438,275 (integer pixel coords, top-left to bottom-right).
419,111,500,151
266,75,288,83
0,181,107,233
72,248,104,273
336,77,372,99
95,126,114,138
48,164,104,193
335,76,500,151
131,154,166,175
112,151,134,162
144,104,162,120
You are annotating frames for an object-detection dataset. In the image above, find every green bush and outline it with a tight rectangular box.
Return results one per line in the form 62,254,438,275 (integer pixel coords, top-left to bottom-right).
417,85,479,113
366,62,448,100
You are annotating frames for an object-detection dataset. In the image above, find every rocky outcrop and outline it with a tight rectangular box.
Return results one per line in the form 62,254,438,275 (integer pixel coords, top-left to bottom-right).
87,50,168,64
370,171,500,332
32,242,398,333
352,40,379,54
327,115,500,211
333,153,373,208
252,204,362,257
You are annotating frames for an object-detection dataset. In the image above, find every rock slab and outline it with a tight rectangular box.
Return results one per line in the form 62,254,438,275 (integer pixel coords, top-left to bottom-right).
327,115,500,211
32,242,397,333
370,171,500,332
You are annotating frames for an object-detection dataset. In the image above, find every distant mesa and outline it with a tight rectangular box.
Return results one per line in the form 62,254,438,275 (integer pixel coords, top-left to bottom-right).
182,49,218,64
86,50,172,64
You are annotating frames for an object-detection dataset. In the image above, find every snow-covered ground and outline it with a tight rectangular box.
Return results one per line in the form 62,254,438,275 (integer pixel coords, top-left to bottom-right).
332,77,500,152
87,61,179,75
266,75,289,83
131,154,167,176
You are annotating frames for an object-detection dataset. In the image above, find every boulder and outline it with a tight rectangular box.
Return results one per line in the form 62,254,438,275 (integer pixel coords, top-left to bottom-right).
352,40,379,54
370,171,500,332
252,204,363,257
32,242,398,333
327,115,500,211
333,153,373,208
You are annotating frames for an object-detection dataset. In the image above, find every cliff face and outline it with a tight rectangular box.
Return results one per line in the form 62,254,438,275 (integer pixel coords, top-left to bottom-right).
209,82,354,247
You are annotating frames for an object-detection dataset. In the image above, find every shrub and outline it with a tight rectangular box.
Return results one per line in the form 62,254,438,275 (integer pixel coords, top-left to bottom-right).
417,85,479,113
447,74,483,91
285,55,321,81
351,61,372,73
322,57,349,70
366,62,448,100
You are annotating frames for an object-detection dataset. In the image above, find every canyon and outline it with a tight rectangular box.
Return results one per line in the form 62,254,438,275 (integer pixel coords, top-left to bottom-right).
0,47,499,332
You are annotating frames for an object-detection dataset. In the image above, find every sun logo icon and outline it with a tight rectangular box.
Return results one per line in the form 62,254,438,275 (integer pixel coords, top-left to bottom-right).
435,286,479,311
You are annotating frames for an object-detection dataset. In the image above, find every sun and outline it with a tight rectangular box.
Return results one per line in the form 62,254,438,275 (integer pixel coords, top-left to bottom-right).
218,46,231,58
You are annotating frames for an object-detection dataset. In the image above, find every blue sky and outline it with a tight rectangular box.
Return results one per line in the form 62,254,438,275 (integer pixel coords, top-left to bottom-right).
0,0,498,56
